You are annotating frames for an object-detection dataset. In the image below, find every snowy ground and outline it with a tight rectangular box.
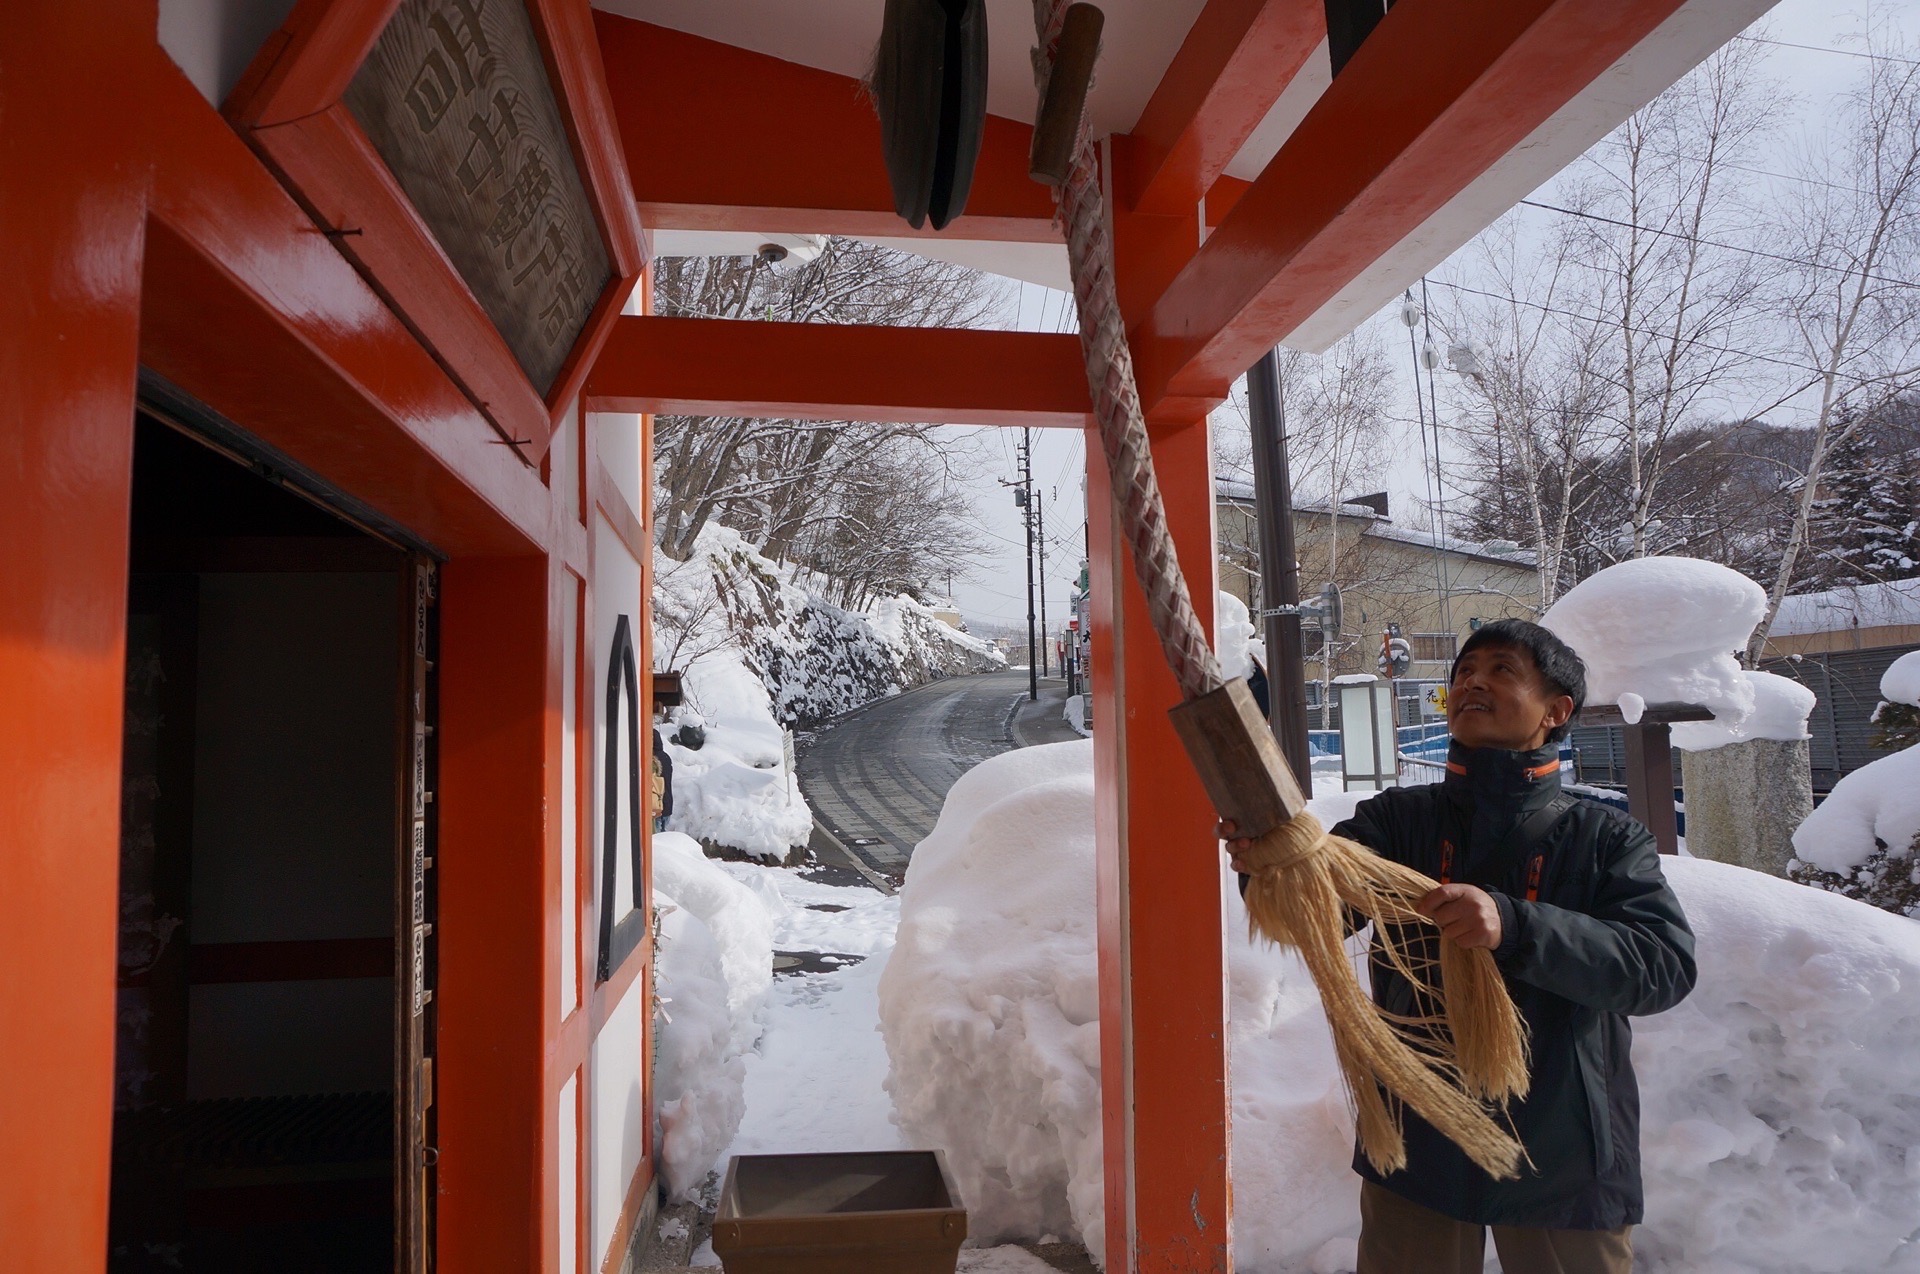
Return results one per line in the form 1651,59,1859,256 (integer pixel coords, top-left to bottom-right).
711,862,904,1162
667,761,1920,1272
682,862,1073,1268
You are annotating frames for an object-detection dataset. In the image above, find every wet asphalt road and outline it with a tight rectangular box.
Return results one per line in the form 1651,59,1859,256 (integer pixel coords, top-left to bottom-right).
796,670,1083,884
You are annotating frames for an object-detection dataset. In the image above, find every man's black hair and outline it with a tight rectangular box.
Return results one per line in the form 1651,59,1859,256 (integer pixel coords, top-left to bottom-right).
1451,619,1587,744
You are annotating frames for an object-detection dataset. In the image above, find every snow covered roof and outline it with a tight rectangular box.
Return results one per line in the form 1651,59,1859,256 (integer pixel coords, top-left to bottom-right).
1215,475,1537,569
1771,579,1920,637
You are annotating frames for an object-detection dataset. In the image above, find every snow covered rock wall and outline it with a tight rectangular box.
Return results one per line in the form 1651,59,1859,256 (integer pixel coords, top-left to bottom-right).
654,525,1003,858
882,744,1920,1272
660,526,1003,731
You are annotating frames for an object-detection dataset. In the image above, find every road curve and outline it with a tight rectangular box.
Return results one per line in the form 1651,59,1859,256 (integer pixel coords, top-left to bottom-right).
797,670,1081,882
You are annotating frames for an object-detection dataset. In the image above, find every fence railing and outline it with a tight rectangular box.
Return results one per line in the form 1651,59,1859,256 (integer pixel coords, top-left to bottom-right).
1397,751,1447,785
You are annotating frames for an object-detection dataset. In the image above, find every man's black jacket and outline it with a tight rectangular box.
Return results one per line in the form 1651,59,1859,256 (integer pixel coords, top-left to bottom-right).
1331,742,1696,1230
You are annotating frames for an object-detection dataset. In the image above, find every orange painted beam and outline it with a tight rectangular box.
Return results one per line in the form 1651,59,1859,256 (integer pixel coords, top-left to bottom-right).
0,5,150,1268
594,13,1061,241
438,555,553,1273
585,316,1091,428
1134,0,1693,409
1119,0,1325,216
1089,413,1231,1272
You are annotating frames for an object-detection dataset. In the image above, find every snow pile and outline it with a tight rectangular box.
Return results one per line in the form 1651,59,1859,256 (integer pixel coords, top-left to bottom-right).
878,740,1108,1261
664,657,812,861
1669,671,1815,752
1218,590,1259,680
1883,650,1920,708
1792,746,1920,877
878,743,1365,1268
883,743,1920,1271
1633,856,1920,1272
651,831,777,1198
1542,558,1766,726
654,525,1002,858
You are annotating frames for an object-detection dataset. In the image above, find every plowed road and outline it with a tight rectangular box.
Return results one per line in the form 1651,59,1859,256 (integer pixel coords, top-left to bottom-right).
796,670,1081,885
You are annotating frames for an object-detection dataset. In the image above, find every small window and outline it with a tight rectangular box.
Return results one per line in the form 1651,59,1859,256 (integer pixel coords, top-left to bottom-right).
1409,632,1457,662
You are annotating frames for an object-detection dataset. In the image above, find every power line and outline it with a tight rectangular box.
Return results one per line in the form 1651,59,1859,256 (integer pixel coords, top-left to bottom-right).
1735,33,1920,69
1516,196,1918,292
1590,136,1866,197
1427,276,1835,383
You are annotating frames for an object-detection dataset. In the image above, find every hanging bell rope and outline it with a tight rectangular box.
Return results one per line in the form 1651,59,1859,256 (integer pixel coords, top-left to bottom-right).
1025,0,1528,1180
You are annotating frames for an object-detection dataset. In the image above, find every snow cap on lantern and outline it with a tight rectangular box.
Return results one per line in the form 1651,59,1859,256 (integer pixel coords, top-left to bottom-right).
1669,670,1815,752
1541,557,1767,727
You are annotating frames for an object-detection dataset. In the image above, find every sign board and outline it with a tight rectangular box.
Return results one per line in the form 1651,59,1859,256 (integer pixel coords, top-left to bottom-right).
344,0,613,396
1422,683,1448,718
227,0,642,459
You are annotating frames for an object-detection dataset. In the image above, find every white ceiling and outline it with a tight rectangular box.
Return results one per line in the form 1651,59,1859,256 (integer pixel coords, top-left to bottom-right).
595,0,1326,294
590,0,1214,138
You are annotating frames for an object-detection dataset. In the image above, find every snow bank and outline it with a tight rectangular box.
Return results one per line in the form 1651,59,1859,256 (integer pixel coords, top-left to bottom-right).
1542,558,1767,727
652,832,776,1198
1669,670,1815,752
654,525,1003,858
878,745,1366,1269
1633,856,1920,1273
1883,650,1920,708
878,741,1108,1262
884,744,1920,1272
1792,745,1920,875
664,656,812,861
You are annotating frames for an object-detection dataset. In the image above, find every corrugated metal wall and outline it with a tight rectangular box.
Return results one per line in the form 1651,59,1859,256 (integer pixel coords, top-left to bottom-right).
1762,645,1917,791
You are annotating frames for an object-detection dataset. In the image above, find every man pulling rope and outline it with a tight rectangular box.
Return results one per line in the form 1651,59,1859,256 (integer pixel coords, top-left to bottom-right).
1021,8,1696,1270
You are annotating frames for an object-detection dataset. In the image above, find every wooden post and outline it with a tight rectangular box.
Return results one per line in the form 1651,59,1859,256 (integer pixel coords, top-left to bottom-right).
1576,703,1711,857
1089,412,1231,1273
0,4,152,1267
1623,722,1679,856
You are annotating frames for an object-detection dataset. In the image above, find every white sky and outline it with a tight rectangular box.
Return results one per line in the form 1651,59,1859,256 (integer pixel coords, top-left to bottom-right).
944,0,1920,636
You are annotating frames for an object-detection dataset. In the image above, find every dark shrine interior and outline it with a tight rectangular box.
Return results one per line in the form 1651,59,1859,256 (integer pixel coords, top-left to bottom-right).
110,413,410,1272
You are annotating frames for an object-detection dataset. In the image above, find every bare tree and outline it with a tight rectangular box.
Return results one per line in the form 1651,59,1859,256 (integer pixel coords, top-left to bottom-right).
1438,213,1614,608
1748,20,1920,662
1212,324,1396,624
1564,37,1782,562
650,239,1006,603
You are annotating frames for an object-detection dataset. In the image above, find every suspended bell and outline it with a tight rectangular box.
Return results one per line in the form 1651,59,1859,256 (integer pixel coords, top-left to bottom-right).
872,0,989,231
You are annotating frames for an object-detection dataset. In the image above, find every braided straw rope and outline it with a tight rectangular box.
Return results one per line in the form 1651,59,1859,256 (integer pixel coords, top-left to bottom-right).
1030,1,1222,703
1028,0,1528,1180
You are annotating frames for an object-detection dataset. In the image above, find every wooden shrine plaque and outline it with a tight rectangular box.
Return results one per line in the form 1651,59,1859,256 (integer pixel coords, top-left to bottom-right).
344,0,613,396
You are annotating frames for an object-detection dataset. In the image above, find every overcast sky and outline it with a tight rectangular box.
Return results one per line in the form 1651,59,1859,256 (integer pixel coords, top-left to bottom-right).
942,0,1917,637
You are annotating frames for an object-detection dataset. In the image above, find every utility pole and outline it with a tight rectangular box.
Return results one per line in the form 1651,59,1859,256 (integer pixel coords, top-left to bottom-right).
1036,482,1050,678
1019,430,1038,701
1247,349,1312,791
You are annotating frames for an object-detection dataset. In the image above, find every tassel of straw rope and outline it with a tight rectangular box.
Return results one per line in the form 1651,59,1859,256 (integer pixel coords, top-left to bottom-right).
1240,812,1530,1177
1028,0,1528,1181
